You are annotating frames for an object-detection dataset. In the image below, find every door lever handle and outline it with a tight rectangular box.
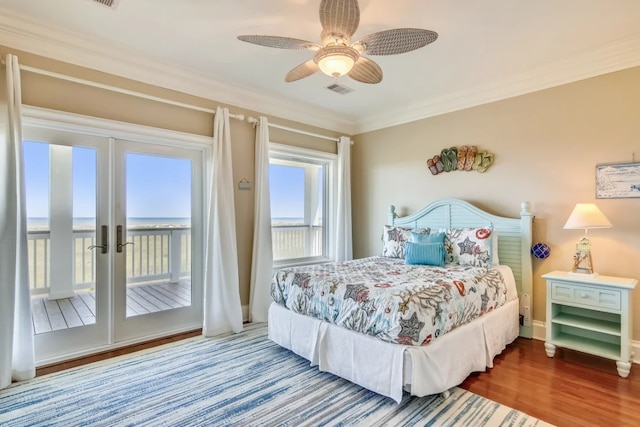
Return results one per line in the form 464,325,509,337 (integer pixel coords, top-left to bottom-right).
118,241,134,252
88,225,108,254
116,225,134,253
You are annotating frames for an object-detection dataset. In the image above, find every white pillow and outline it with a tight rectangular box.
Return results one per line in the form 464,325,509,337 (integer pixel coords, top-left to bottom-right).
442,226,496,267
381,225,430,258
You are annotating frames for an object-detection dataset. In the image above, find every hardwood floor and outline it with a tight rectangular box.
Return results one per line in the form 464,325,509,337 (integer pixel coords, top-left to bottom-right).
36,329,202,377
461,338,640,427
36,333,639,427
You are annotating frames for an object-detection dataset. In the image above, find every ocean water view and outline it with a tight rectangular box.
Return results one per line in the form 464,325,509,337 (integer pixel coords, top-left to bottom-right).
27,217,192,230
27,217,309,230
272,217,305,226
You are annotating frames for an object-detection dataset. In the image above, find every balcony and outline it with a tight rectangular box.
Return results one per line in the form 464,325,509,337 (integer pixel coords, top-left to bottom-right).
28,226,192,334
28,224,322,333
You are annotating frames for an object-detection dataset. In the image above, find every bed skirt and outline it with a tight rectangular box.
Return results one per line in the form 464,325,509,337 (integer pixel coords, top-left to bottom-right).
268,299,519,403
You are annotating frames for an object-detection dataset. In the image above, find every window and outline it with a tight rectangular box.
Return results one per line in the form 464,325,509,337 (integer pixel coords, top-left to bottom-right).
269,143,336,265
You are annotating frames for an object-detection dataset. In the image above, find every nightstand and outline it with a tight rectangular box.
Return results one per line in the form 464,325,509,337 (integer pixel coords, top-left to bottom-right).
542,271,637,377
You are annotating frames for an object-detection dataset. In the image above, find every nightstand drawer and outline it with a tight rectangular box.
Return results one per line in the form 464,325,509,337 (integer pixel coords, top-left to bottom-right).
551,282,621,310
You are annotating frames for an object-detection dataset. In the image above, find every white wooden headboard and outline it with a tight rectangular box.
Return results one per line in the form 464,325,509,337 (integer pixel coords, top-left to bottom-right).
389,198,534,338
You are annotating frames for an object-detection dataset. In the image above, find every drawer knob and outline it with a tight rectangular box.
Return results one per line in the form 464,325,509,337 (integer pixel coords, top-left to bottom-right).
580,293,588,298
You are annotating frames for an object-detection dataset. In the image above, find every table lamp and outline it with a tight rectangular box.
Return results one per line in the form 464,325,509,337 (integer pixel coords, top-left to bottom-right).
563,203,612,276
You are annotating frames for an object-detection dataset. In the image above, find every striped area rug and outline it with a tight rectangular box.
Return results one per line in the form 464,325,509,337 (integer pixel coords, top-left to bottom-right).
1,324,552,426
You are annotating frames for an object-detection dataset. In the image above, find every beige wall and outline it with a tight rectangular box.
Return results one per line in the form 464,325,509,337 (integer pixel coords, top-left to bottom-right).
352,66,640,339
1,46,339,309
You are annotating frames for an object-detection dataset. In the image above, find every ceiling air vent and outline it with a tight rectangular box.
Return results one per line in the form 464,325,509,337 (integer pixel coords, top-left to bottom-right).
326,83,354,95
93,0,120,8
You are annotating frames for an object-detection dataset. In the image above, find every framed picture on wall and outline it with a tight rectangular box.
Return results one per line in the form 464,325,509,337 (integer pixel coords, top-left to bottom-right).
595,162,640,199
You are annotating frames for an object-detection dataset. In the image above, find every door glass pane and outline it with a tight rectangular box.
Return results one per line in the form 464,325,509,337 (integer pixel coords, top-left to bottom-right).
24,141,98,334
125,153,192,318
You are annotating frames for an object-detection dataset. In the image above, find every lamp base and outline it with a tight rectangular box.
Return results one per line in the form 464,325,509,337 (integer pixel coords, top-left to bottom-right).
568,271,599,278
572,240,594,276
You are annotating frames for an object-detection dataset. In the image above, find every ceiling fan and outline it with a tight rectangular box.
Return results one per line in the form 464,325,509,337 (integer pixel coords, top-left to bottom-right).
237,0,438,84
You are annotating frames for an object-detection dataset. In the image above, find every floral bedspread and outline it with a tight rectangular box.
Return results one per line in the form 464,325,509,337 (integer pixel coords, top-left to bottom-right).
271,256,508,346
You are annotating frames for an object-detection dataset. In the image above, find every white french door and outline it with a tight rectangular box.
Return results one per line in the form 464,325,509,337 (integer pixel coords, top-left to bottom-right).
23,124,205,364
113,139,203,342
24,127,111,362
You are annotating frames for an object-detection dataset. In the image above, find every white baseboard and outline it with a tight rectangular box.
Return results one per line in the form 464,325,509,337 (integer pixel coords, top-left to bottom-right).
532,320,546,341
529,320,639,364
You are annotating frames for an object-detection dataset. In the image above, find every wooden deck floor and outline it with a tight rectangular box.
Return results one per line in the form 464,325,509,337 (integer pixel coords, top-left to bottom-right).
31,280,191,334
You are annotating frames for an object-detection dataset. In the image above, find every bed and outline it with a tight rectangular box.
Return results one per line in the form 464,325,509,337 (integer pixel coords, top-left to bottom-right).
268,198,533,402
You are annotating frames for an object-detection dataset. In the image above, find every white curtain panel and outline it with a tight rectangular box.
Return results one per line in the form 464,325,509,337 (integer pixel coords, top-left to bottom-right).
249,117,273,323
203,107,243,336
335,136,353,262
0,54,35,389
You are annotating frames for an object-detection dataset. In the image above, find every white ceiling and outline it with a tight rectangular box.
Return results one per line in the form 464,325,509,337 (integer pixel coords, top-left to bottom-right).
1,0,640,134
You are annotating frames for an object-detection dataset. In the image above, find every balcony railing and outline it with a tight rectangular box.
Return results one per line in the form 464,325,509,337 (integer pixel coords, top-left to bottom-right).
27,226,191,296
272,225,322,260
126,227,191,284
27,224,322,295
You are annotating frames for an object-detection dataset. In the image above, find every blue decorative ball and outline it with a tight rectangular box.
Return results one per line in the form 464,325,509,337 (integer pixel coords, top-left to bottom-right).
531,243,551,259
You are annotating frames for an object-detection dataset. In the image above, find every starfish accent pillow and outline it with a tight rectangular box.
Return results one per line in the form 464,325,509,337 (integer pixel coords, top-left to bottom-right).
381,225,430,258
442,227,495,267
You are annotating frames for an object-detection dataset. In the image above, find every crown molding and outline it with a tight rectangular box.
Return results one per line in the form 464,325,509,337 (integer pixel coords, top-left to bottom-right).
0,9,357,135
354,32,640,134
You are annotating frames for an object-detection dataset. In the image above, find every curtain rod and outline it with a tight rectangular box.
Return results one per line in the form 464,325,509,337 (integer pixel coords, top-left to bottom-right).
17,63,245,121
247,116,342,142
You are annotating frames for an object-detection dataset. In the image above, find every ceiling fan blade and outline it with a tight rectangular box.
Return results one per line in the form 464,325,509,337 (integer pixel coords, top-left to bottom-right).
354,28,438,55
285,60,320,82
347,56,382,84
237,35,320,51
319,0,360,38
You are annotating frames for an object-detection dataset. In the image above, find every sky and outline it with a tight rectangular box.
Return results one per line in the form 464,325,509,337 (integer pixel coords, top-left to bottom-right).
24,141,192,219
23,141,313,221
269,164,304,218
126,153,192,218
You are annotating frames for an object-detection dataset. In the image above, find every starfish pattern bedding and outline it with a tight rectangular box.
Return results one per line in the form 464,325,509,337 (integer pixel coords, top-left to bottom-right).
271,256,509,346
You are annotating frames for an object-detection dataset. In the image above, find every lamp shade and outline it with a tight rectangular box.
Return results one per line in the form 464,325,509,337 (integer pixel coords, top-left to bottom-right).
563,203,612,229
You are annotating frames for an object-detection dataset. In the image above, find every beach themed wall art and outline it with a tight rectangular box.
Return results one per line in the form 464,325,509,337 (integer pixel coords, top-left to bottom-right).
595,162,640,199
426,146,494,175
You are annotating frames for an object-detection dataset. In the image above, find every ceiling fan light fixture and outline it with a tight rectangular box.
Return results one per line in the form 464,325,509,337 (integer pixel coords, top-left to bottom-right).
238,0,438,84
314,46,359,78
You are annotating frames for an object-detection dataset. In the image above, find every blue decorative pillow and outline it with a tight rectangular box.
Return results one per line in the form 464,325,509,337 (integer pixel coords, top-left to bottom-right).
405,241,445,266
410,231,446,244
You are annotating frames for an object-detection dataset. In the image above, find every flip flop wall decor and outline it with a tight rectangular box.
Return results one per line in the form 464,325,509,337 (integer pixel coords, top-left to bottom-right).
426,146,494,175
